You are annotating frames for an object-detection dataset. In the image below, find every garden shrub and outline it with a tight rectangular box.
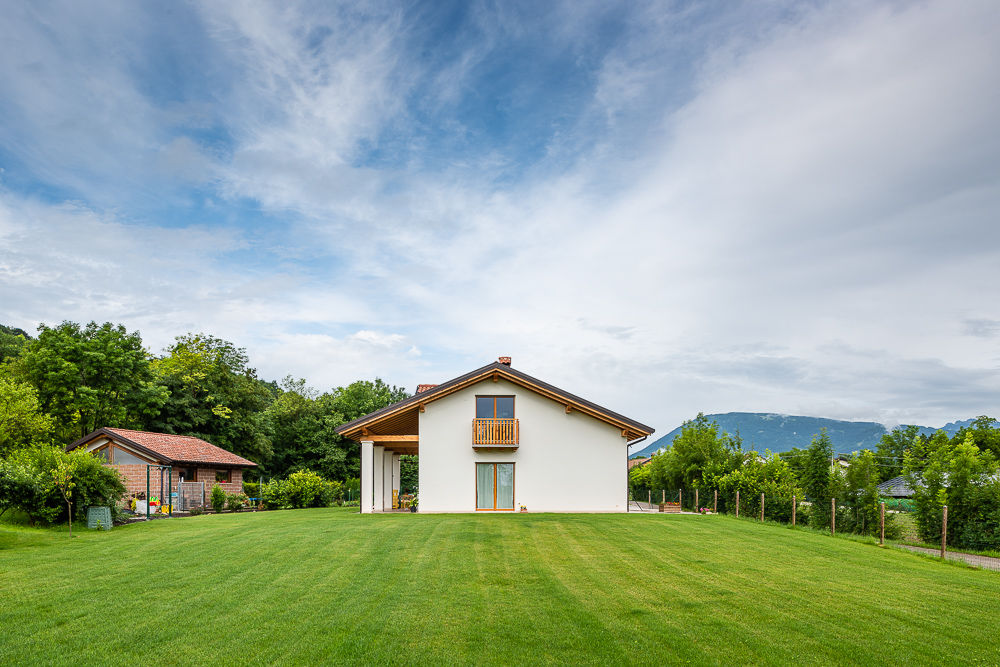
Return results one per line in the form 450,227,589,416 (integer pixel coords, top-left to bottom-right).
227,492,248,512
262,479,285,509
284,469,329,508
211,484,227,513
242,481,261,498
0,446,125,525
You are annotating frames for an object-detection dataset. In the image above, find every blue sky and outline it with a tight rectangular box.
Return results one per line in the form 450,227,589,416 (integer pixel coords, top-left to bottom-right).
2,0,1000,433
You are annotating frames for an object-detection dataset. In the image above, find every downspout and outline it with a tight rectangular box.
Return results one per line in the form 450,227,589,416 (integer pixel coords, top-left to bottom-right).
625,435,648,513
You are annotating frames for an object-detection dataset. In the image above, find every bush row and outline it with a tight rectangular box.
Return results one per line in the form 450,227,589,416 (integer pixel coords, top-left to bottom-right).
254,470,348,510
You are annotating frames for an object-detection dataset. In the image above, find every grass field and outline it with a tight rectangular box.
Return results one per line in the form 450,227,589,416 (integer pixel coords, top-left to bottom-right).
3,509,1000,665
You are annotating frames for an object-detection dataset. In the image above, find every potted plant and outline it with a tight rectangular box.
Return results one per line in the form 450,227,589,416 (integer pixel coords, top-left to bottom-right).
410,494,418,513
519,504,527,513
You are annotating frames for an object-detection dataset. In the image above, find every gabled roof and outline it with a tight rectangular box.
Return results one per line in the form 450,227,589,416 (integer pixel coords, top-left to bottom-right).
67,427,257,468
336,361,654,441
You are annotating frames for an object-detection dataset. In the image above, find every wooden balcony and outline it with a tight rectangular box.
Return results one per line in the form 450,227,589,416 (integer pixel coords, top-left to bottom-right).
472,418,519,448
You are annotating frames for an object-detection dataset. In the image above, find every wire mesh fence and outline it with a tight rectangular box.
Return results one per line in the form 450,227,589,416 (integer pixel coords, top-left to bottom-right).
628,487,1000,572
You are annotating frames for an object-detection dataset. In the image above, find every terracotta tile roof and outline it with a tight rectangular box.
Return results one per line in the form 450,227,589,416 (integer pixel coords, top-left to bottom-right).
92,428,257,467
415,384,438,393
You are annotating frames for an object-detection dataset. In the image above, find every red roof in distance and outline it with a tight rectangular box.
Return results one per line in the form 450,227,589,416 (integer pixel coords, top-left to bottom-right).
70,428,257,467
415,384,438,393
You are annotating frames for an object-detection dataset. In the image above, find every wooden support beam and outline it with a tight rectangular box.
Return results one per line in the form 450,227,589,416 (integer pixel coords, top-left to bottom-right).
565,405,572,414
418,404,425,413
365,435,419,442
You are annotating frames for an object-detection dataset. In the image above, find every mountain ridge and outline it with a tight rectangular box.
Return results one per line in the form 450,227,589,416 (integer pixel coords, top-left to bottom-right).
630,413,976,458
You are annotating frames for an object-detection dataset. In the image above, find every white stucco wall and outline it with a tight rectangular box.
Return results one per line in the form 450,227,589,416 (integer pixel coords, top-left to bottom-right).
418,378,628,512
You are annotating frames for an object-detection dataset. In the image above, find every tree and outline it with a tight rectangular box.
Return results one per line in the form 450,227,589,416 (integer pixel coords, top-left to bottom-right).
8,321,166,441
803,430,835,528
844,450,883,536
50,457,76,537
876,425,923,482
323,379,409,477
951,416,1000,460
0,378,55,456
0,324,31,365
263,377,347,480
148,333,274,465
651,413,742,491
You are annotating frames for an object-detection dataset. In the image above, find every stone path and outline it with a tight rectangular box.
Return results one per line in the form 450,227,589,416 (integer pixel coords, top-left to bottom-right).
898,545,1000,571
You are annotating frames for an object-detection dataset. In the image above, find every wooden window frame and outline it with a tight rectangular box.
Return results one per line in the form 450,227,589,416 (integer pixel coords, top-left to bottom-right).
475,395,515,419
215,469,231,484
475,462,515,511
178,467,197,483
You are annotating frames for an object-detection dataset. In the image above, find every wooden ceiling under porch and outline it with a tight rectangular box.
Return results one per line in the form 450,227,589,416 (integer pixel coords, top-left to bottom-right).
354,405,420,454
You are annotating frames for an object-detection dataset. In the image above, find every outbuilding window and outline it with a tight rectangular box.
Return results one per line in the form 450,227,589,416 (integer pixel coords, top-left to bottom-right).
215,469,231,483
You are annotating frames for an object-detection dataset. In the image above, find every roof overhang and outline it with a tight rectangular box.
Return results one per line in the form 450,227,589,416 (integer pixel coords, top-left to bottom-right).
336,362,654,442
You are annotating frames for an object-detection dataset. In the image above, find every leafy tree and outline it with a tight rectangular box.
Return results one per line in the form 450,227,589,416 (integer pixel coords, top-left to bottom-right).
148,333,274,465
0,324,31,365
844,450,886,536
8,322,166,441
264,377,347,480
803,430,836,528
651,413,742,491
399,454,418,494
876,425,923,482
322,379,409,477
951,416,1000,460
0,378,55,455
716,452,803,521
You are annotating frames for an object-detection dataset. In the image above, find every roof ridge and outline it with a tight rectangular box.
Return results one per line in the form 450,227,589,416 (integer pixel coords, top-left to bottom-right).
108,427,202,440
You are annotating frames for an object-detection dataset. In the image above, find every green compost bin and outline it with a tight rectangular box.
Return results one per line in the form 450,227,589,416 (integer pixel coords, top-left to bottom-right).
87,506,112,530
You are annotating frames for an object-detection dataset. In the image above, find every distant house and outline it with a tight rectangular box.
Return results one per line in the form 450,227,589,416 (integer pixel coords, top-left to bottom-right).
336,357,654,513
876,476,915,498
628,457,651,470
67,427,256,509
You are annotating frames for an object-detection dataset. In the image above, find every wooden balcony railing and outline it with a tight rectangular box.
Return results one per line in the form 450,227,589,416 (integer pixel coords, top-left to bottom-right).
473,418,519,446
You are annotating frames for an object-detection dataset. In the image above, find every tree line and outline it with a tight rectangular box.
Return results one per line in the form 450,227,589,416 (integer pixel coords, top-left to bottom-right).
0,321,409,482
630,413,1000,548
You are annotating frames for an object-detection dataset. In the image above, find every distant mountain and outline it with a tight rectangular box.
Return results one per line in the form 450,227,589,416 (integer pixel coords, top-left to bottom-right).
629,412,976,459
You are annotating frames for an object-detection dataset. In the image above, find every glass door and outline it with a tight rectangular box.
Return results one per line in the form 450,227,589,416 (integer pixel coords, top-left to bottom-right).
476,462,515,510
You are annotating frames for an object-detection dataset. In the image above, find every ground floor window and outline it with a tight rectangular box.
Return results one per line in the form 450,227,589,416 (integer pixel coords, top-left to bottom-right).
476,463,514,510
215,469,231,483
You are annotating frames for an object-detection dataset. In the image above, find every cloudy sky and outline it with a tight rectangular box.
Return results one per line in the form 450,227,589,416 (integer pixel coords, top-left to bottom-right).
1,0,999,435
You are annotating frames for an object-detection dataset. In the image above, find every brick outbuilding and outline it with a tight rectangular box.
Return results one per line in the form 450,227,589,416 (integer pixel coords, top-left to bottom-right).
67,427,257,510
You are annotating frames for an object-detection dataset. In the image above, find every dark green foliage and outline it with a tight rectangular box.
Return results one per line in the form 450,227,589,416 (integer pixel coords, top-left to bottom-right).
876,425,923,482
843,450,884,536
0,324,31,365
148,334,273,466
0,446,125,524
8,322,167,441
211,484,227,514
399,455,418,494
262,377,348,480
803,430,835,528
282,469,330,508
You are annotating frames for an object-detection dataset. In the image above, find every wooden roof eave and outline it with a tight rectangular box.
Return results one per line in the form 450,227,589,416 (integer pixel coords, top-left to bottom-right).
338,366,654,441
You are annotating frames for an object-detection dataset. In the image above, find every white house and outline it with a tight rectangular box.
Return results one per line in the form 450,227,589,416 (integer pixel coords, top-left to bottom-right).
336,358,654,513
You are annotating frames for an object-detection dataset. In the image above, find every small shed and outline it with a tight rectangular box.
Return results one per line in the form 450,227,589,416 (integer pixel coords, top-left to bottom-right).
67,427,257,510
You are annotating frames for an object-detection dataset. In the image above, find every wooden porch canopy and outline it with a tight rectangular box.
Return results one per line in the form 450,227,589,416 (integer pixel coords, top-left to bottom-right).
335,361,655,448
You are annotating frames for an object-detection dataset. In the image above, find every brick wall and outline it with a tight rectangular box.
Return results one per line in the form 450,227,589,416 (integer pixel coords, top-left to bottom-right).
111,464,249,509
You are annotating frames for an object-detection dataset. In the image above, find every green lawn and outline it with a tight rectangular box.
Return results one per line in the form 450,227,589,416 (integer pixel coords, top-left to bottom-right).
2,510,999,665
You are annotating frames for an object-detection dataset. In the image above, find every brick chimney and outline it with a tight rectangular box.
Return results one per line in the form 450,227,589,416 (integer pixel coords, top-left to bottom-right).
498,356,511,366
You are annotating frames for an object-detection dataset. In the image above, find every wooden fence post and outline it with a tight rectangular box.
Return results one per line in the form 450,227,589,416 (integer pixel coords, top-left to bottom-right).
713,489,717,513
941,505,948,559
736,490,740,517
679,488,683,511
792,495,796,527
760,493,764,522
662,489,665,504
695,489,699,513
648,490,651,505
831,498,836,536
880,502,885,545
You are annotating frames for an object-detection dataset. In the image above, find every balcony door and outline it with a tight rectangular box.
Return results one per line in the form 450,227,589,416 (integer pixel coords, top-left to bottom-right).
476,463,514,510
476,396,514,419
